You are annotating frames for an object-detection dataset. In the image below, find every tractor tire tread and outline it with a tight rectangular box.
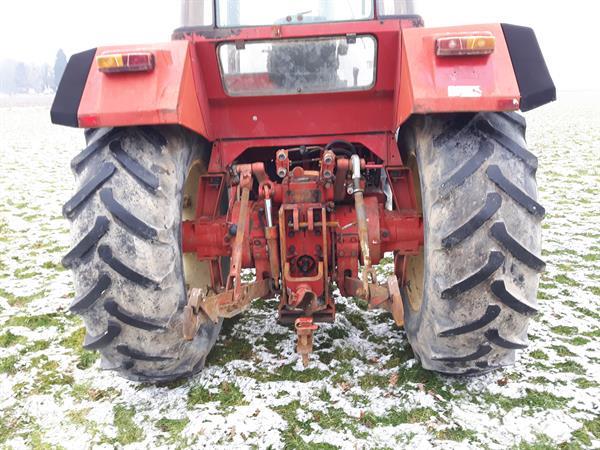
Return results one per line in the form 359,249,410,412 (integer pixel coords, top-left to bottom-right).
433,344,493,363
62,216,110,268
491,280,539,316
97,245,160,290
484,328,528,350
104,299,166,331
402,111,543,374
490,222,546,271
440,251,505,299
475,116,538,171
439,140,494,198
62,162,116,218
71,129,122,173
100,188,159,242
109,140,160,192
486,165,546,217
116,344,174,362
69,274,111,312
441,192,502,248
438,305,501,337
63,127,221,382
83,321,122,350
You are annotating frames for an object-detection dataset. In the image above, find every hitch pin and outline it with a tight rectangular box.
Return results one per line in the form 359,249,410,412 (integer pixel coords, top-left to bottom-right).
264,189,274,228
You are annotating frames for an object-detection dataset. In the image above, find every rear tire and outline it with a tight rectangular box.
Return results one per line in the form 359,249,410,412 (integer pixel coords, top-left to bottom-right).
63,126,222,382
400,112,545,374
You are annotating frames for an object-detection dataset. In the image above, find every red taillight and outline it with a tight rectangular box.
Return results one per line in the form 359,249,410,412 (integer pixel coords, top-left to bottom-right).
97,52,155,73
436,32,496,57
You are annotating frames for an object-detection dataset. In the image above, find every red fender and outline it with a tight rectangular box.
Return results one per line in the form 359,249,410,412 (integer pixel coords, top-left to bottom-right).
396,23,521,127
78,41,212,139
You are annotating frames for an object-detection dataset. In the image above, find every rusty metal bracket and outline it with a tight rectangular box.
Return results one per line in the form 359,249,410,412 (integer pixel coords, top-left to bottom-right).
183,278,272,340
386,274,405,327
183,163,276,341
344,275,404,326
226,165,253,303
295,317,318,367
350,155,378,298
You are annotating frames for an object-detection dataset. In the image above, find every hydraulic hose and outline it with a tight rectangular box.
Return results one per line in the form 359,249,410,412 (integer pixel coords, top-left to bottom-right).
325,139,357,157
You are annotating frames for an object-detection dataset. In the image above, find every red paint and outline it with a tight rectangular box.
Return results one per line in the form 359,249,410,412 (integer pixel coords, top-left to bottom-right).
78,41,209,137
397,23,520,125
78,20,520,140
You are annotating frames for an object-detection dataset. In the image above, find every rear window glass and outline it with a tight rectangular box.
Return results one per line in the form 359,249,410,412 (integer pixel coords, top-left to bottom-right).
219,35,377,96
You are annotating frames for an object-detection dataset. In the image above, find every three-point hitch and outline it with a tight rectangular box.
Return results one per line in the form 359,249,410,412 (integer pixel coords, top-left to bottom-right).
182,143,423,365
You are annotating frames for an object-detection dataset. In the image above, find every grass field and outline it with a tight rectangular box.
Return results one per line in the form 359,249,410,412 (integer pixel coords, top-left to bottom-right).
0,93,598,449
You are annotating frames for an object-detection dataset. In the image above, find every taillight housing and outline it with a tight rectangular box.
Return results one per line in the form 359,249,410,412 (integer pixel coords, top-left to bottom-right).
436,32,496,57
97,52,155,73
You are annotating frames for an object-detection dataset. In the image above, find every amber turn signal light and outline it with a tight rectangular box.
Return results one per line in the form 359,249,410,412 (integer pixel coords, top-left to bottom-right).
436,32,495,57
97,52,155,73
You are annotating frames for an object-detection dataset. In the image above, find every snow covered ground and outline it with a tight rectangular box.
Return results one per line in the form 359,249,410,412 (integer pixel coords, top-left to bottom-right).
0,93,598,449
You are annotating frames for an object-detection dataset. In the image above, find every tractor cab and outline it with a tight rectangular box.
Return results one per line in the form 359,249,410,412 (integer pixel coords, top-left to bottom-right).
179,0,418,98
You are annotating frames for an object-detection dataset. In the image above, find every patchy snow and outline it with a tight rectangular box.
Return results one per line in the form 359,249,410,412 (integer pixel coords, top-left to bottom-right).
0,92,599,449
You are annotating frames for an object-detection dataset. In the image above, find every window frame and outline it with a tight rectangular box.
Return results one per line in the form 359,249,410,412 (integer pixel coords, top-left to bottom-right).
216,34,379,97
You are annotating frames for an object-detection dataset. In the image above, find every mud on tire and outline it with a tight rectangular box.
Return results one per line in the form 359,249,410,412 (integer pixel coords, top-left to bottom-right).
62,126,221,382
400,112,545,374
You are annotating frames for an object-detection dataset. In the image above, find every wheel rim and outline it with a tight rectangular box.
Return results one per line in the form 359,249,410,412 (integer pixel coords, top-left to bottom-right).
182,159,214,291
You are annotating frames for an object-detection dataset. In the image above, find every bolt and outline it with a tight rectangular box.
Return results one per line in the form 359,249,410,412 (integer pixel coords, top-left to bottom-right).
277,168,287,178
277,152,287,161
324,153,334,165
347,185,354,195
323,170,332,179
228,224,238,237
288,245,296,254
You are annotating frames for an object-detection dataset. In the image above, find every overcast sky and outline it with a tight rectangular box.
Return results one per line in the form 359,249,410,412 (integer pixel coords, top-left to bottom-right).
0,0,598,90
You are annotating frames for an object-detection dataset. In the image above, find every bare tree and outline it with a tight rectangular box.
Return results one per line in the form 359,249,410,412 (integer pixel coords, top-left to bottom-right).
53,49,68,90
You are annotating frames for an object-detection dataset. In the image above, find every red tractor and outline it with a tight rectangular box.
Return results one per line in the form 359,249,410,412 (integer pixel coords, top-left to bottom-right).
51,0,555,381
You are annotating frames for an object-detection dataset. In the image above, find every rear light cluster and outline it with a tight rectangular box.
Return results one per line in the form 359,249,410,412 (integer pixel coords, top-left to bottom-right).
97,52,155,73
436,32,496,57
